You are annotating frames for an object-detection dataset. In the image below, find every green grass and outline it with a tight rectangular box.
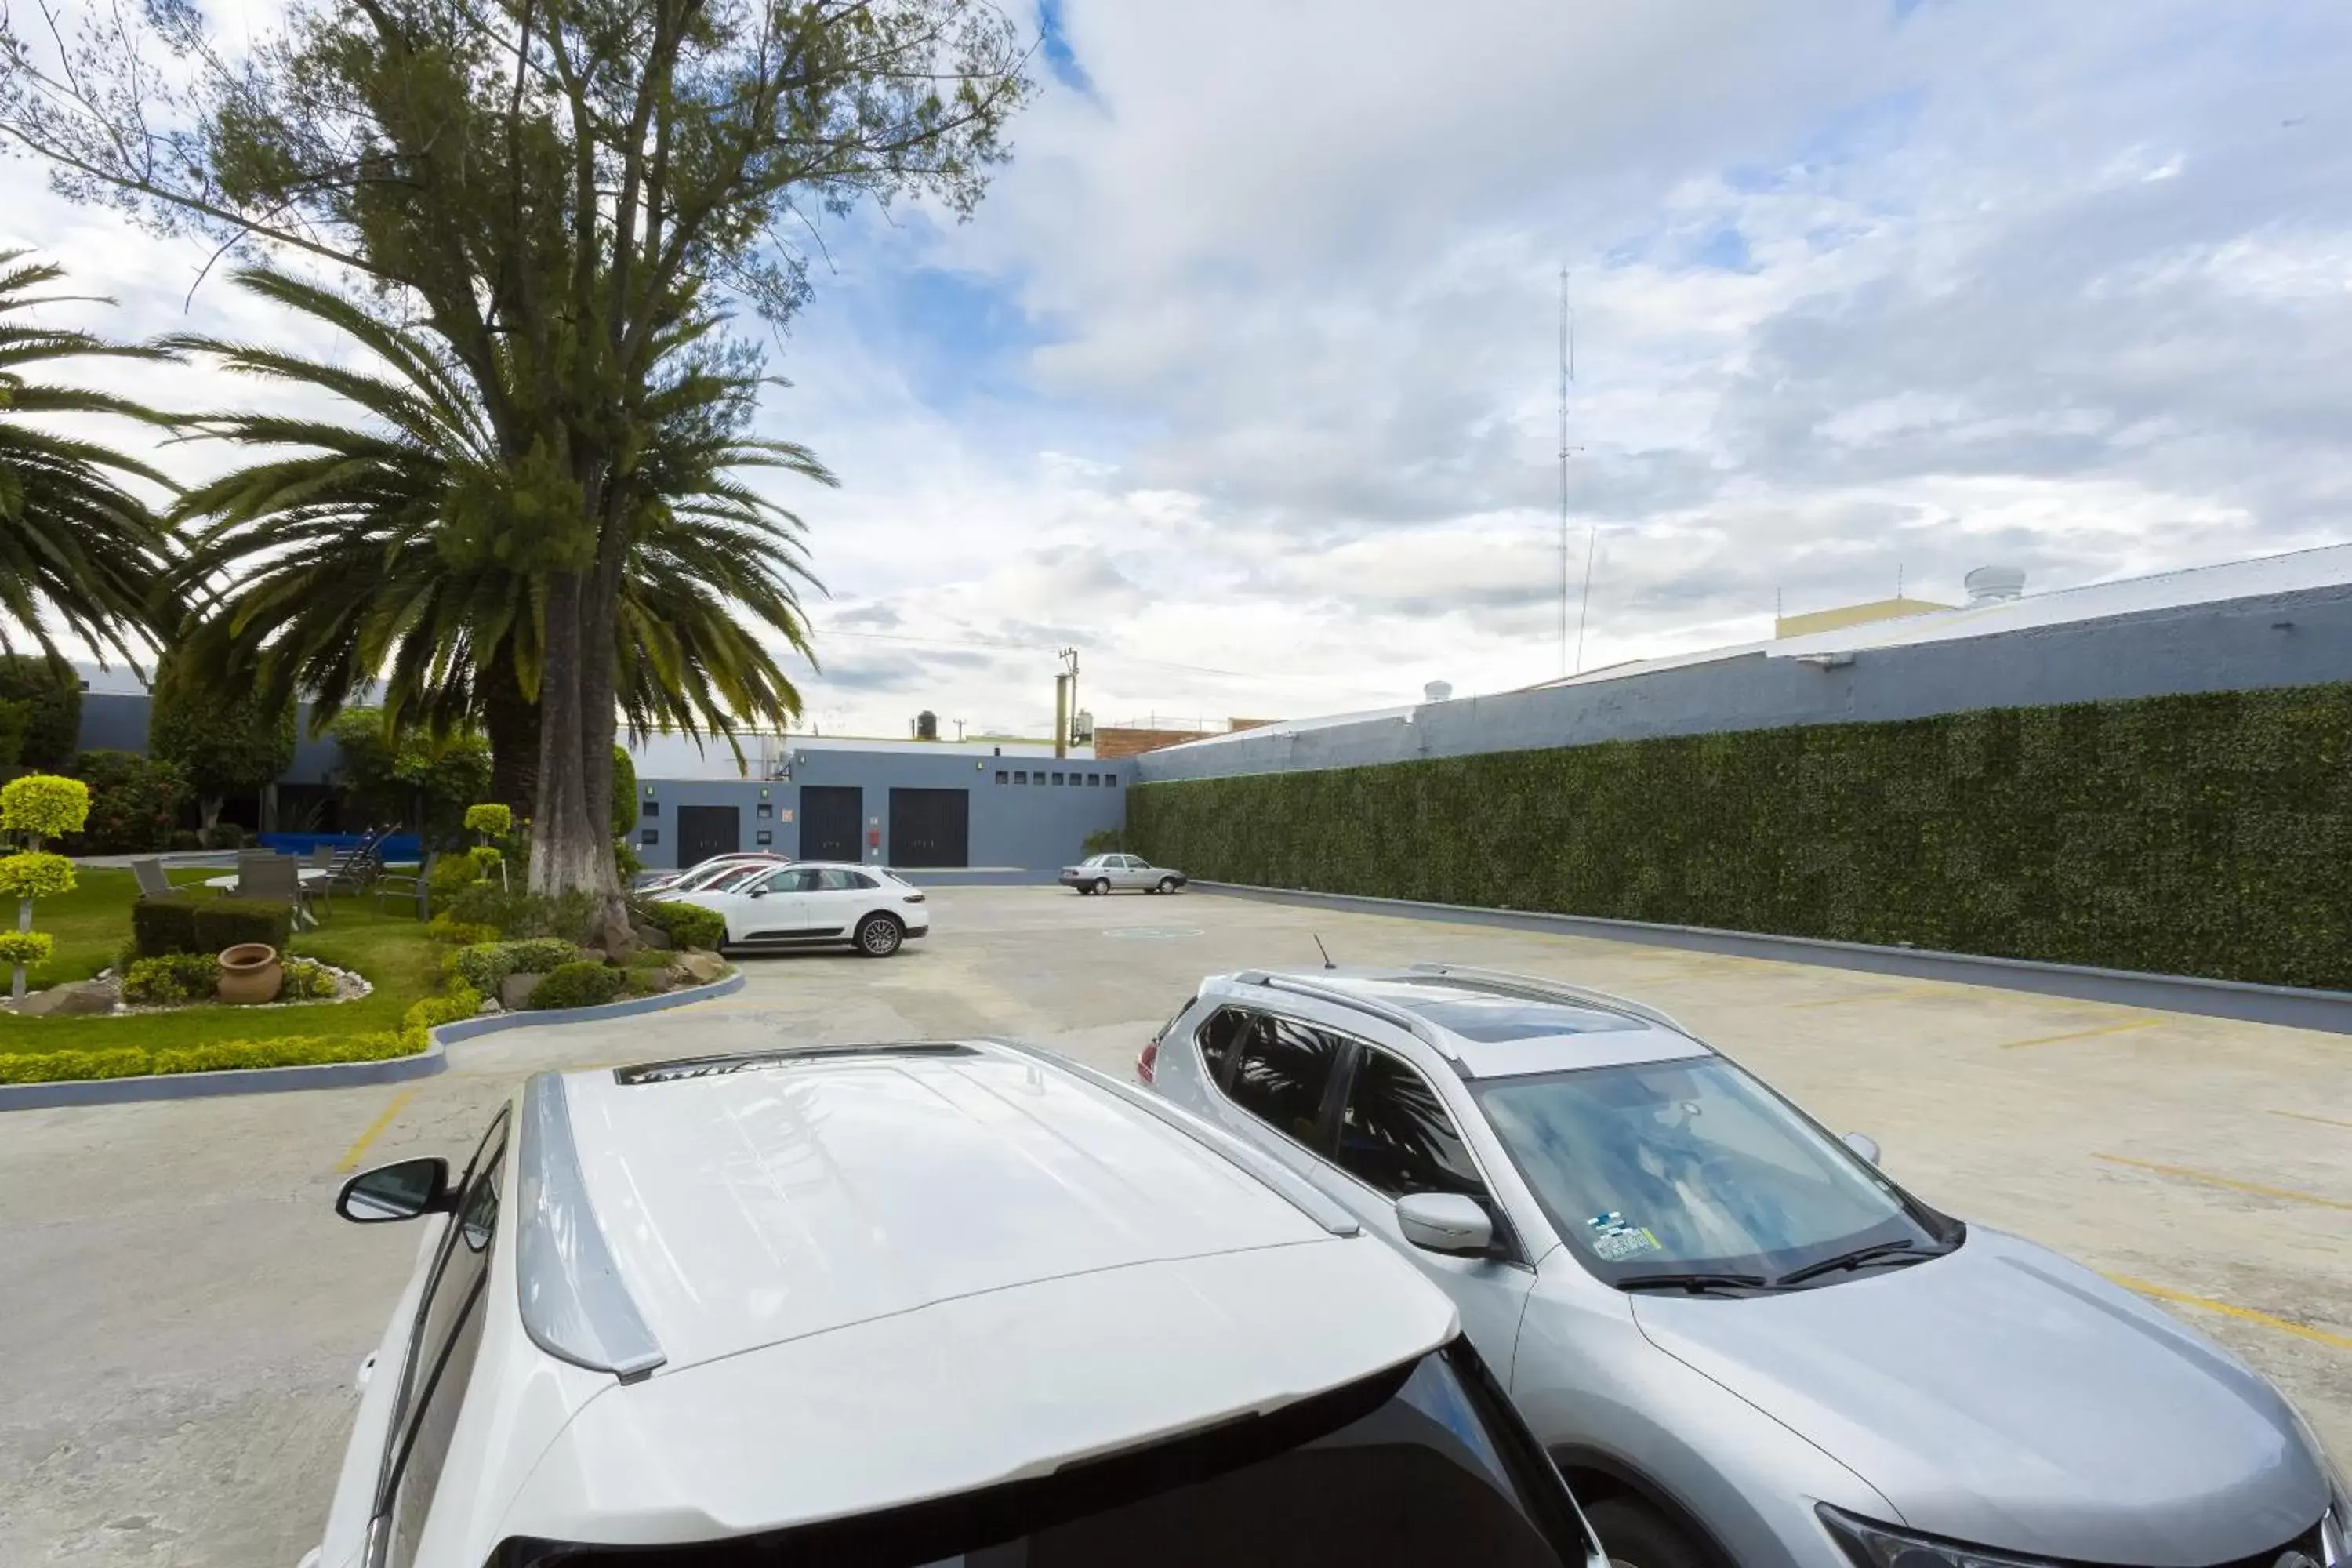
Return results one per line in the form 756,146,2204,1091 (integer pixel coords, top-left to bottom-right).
0,873,445,1057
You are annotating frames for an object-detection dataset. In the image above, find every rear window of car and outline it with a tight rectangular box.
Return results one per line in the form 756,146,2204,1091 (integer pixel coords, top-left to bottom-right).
485,1341,1591,1568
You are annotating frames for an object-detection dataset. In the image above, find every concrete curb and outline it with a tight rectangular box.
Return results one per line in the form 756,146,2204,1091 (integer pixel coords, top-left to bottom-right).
0,970,747,1112
1194,882,2352,1036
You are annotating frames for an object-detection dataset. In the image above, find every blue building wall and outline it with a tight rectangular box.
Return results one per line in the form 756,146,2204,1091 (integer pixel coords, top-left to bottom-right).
633,748,1129,872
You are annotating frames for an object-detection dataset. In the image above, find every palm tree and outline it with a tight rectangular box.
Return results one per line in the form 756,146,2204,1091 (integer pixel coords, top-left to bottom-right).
0,252,176,663
166,268,829,812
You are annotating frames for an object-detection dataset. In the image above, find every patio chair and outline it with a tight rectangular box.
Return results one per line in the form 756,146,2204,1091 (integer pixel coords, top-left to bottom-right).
237,853,319,931
316,828,389,898
129,857,174,901
372,849,438,920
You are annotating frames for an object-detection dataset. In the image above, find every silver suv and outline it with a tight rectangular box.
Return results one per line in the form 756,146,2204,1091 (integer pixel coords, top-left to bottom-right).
1141,964,2350,1568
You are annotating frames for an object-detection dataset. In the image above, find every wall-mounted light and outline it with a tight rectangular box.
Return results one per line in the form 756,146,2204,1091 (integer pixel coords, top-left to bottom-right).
644,783,656,796
759,786,771,799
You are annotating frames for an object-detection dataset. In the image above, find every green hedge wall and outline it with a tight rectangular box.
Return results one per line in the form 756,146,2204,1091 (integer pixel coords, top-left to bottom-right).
1127,683,2352,990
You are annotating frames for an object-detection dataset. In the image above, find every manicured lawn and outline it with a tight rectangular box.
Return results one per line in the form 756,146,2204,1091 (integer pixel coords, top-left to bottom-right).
0,873,445,1055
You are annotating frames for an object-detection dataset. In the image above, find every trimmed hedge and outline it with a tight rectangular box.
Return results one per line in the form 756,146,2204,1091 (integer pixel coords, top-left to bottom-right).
637,899,724,952
1127,682,2352,991
130,898,201,958
0,1032,412,1085
192,898,294,955
449,938,582,996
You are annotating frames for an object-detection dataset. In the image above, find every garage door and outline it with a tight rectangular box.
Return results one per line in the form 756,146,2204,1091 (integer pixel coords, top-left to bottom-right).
888,788,969,869
799,786,863,862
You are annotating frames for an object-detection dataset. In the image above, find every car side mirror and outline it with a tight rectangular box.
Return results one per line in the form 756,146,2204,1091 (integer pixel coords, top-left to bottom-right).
1396,1192,1494,1256
747,886,766,898
1842,1131,1882,1167
336,1157,452,1224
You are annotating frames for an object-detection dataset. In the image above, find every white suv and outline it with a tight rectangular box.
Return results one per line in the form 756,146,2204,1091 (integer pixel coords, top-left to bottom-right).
312,1040,1611,1567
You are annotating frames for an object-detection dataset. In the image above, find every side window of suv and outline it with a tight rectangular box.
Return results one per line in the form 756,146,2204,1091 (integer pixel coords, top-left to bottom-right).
377,1115,508,1568
1195,1006,1254,1085
1334,1048,1488,1201
1227,1015,1348,1147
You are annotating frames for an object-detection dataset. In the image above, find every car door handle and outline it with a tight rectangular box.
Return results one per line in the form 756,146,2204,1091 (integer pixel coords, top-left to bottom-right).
354,1352,377,1390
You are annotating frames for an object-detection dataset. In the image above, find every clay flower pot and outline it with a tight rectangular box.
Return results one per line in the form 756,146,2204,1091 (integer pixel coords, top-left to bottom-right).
216,943,283,1005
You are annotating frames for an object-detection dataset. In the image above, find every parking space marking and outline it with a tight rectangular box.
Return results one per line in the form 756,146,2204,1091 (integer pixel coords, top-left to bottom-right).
2092,1152,2352,1211
1998,1018,2160,1050
2109,1275,2352,1352
335,1090,415,1173
1783,982,1951,1010
2271,1109,2352,1132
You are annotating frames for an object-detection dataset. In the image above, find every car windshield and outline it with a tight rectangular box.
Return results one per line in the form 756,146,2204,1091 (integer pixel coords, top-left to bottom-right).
1473,1057,1951,1287
486,1342,1595,1568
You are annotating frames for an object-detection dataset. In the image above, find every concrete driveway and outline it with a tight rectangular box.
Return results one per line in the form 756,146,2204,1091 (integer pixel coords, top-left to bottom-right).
2,886,2345,1565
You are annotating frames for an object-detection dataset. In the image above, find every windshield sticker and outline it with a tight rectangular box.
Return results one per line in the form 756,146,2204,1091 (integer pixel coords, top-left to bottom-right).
1586,1211,1661,1261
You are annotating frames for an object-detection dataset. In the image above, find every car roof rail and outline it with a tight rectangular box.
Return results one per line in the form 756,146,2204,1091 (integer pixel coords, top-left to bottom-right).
1229,971,1461,1061
517,1073,667,1381
1402,963,1690,1035
981,1036,1363,1238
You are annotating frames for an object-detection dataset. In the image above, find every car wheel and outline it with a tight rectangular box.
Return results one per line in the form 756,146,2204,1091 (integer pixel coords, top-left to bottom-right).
1093,877,1111,896
855,913,903,957
1156,876,1178,894
1584,1497,1708,1568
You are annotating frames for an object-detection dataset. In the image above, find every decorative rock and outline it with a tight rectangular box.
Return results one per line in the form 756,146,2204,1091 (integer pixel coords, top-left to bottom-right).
499,972,547,1011
475,997,505,1016
635,967,677,994
631,923,673,951
16,978,118,1017
673,950,726,985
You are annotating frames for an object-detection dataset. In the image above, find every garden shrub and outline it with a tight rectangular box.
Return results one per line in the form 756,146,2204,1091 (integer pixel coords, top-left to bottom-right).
0,851,75,901
1127,681,2352,991
463,803,513,839
129,898,202,957
278,958,340,1000
0,930,53,969
0,1033,418,1085
0,1046,147,1083
122,952,220,1005
191,898,293,955
169,829,203,851
524,960,626,1011
428,855,484,898
441,883,599,942
449,938,581,996
198,823,249,851
401,983,484,1047
636,899,724,952
2,775,92,845
63,750,186,855
425,916,499,946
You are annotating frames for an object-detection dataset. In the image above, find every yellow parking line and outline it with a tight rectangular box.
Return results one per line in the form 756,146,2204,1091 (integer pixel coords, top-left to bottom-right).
1998,1018,2160,1050
335,1090,414,1173
2092,1152,2352,1211
2270,1109,2352,1132
2107,1275,2352,1352
1783,982,1950,1010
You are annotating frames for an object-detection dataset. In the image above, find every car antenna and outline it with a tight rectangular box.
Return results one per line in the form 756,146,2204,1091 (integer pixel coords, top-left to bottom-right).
1312,934,1337,971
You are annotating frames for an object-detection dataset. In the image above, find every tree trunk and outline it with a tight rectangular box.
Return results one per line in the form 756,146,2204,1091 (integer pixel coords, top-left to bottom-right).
482,652,541,822
13,895,28,1003
528,569,610,900
198,796,221,832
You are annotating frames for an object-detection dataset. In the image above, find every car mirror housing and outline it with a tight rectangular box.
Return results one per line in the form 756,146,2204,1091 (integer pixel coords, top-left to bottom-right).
336,1157,453,1224
1842,1131,1882,1166
1396,1192,1494,1256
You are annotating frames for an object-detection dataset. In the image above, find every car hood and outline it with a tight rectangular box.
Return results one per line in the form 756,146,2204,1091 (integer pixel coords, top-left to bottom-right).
1629,1229,2328,1565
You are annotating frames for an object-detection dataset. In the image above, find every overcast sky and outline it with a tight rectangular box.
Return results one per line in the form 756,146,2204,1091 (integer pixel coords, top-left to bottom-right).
9,0,2351,741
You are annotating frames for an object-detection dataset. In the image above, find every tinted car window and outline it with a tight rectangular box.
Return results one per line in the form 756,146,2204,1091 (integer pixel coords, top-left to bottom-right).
484,1340,1593,1568
1226,1017,1346,1145
816,869,873,891
1336,1049,1487,1200
1194,1007,1257,1086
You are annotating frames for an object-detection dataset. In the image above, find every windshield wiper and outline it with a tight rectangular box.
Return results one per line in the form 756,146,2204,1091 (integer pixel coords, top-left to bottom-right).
1776,1240,1931,1287
1616,1272,1779,1296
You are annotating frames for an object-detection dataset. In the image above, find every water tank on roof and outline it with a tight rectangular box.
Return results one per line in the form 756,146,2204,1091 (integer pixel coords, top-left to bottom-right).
913,710,938,741
1964,565,2027,604
1423,681,1454,703
1070,710,1094,743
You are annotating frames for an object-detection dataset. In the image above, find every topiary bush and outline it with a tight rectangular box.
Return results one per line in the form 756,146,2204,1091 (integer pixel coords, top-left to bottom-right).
428,855,484,898
192,898,294,955
122,952,221,1006
524,960,626,1011
130,898,202,957
0,929,54,971
464,803,513,840
636,899,724,952
2,774,92,846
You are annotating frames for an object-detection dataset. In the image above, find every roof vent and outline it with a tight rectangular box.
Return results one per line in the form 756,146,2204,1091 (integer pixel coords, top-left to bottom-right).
1422,681,1454,703
1963,565,2026,605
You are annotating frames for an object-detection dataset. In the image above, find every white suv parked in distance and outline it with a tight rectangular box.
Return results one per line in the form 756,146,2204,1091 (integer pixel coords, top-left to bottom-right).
655,858,929,956
312,1040,1612,1567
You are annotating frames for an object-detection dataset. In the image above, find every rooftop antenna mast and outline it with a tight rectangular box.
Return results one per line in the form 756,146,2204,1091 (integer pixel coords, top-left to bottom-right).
1559,269,1588,677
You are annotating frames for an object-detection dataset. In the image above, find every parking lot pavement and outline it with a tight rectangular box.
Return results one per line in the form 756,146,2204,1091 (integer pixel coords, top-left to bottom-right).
2,884,2346,1565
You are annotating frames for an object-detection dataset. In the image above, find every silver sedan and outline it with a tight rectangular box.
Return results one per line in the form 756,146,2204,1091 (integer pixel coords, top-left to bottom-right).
1059,852,1188,895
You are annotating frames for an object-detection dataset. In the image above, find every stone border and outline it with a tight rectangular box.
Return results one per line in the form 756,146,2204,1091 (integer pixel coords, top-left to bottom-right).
1193,882,2352,1036
0,969,746,1112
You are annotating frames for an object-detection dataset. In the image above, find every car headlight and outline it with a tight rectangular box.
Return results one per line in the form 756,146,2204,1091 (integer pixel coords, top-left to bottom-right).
1818,1505,2060,1568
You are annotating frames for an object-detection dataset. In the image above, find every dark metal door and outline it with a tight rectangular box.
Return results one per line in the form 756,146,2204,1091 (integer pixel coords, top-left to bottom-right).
888,787,969,869
799,786,863,861
675,805,740,870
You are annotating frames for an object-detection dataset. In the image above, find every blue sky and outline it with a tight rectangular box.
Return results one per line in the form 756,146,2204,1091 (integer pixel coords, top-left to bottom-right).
5,0,2350,739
